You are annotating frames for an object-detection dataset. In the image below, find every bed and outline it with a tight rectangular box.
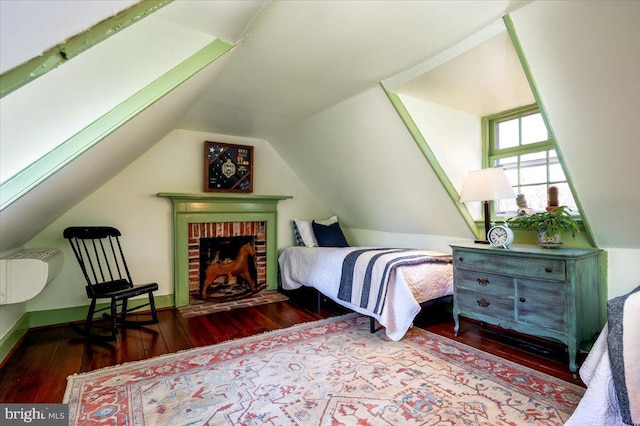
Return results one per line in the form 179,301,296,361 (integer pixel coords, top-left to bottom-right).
278,246,453,341
565,285,639,426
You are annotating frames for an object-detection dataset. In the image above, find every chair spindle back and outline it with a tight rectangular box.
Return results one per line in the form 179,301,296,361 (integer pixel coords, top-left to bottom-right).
64,227,133,295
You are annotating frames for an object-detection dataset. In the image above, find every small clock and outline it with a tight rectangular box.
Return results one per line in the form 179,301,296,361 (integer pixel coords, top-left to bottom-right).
487,223,514,249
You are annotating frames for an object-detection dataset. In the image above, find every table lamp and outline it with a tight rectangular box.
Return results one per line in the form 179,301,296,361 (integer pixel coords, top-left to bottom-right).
460,168,515,243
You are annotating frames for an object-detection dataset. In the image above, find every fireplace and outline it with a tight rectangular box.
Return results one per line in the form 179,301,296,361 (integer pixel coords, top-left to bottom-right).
189,222,266,302
157,193,291,307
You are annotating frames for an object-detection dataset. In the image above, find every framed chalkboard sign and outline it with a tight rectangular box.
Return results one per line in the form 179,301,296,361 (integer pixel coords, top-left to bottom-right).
204,141,254,193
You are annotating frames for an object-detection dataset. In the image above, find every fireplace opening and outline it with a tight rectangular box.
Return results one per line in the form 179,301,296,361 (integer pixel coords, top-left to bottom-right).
199,235,260,302
188,221,267,305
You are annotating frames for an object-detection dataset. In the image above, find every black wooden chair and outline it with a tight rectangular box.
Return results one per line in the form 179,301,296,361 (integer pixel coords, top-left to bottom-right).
64,226,159,341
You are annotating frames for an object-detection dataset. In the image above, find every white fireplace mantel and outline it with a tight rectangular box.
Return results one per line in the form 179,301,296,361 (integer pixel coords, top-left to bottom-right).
157,192,292,307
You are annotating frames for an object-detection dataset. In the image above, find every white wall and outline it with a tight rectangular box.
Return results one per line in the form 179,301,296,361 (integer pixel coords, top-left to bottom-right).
347,228,468,255
271,85,473,239
16,129,327,319
606,249,640,298
399,94,483,218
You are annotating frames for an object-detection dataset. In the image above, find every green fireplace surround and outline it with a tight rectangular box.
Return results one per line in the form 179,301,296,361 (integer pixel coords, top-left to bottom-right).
157,193,292,307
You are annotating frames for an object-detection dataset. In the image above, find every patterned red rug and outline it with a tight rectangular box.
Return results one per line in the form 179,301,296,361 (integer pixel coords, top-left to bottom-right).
64,314,584,425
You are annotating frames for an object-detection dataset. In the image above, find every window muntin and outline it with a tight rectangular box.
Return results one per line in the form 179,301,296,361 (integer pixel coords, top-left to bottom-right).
489,108,578,216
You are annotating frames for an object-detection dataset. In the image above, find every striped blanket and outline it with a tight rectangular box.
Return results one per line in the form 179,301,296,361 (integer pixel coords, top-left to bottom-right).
607,285,639,425
278,246,453,340
337,248,451,315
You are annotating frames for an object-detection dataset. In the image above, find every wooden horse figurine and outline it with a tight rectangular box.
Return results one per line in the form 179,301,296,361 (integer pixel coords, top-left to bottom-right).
201,243,256,299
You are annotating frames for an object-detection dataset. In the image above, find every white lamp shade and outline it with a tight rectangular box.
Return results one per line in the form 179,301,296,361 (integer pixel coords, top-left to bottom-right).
459,168,516,202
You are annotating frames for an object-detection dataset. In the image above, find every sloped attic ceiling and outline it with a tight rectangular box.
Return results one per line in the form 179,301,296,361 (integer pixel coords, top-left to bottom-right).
2,0,639,252
175,0,533,139
0,0,529,251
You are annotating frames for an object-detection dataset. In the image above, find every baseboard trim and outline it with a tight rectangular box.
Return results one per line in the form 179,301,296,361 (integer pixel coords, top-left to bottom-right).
0,312,30,366
0,294,174,365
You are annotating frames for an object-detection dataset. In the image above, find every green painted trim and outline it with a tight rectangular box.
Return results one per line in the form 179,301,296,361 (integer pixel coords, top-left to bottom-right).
0,312,30,366
481,117,490,169
28,294,175,327
0,294,174,365
483,103,539,122
156,193,293,204
0,0,175,98
504,14,597,248
485,104,555,159
380,83,480,239
157,194,292,307
0,39,234,211
29,305,89,328
599,250,608,326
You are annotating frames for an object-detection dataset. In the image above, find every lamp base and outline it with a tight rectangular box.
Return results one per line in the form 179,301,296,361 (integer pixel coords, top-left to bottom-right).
479,200,491,245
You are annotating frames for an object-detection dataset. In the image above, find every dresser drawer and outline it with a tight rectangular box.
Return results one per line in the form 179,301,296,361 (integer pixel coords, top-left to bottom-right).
454,250,566,281
456,287,514,321
455,269,513,297
516,279,567,329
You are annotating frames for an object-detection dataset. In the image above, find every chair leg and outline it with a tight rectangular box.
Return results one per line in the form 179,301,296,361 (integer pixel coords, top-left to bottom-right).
69,298,97,338
121,298,128,323
117,291,159,327
70,298,118,342
149,293,158,323
85,298,97,336
110,298,118,340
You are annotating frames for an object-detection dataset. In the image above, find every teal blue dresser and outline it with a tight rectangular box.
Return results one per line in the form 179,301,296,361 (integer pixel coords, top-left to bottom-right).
451,242,602,373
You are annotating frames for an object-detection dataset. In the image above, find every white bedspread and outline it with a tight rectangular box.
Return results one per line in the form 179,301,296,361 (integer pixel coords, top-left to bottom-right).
565,326,625,426
566,285,639,426
278,247,453,341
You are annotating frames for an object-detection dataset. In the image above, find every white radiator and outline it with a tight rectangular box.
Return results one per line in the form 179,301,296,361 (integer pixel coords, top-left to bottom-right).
0,248,63,304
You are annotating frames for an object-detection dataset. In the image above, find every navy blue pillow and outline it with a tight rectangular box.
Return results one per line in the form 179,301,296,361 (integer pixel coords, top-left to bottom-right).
312,221,349,247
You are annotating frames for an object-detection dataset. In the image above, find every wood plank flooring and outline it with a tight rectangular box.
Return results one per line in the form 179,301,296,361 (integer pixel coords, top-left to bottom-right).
0,288,585,404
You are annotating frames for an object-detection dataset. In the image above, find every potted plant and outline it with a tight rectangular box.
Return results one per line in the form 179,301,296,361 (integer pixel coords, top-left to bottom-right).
507,206,579,248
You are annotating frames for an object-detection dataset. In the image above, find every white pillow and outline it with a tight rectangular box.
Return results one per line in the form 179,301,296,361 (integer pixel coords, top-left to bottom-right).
293,216,338,247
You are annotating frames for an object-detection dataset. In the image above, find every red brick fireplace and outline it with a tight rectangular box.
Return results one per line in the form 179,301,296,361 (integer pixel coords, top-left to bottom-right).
188,221,266,295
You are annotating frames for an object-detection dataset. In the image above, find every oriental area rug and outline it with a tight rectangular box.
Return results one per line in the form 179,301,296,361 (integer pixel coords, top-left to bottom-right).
63,314,584,425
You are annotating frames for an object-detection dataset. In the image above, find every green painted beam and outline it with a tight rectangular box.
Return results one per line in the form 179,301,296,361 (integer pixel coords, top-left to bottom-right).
503,14,597,248
0,39,234,211
380,83,481,239
0,0,174,98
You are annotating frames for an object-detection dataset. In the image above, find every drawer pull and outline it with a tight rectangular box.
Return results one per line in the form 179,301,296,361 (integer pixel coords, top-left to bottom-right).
477,298,490,308
545,267,553,273
459,256,464,262
519,297,526,303
477,278,489,286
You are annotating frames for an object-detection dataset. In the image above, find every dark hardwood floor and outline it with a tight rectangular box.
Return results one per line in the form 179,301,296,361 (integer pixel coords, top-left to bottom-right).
0,289,585,403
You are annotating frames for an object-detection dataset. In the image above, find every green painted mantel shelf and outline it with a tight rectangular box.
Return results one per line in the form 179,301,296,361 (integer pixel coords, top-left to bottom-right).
157,192,292,306
157,192,292,209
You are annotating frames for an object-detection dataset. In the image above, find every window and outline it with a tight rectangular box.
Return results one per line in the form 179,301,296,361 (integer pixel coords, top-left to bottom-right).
486,105,578,216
